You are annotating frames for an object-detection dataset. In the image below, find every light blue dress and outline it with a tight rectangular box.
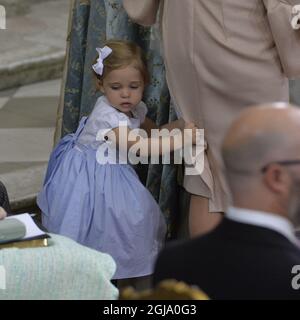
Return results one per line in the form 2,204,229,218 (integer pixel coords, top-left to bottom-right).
37,96,167,279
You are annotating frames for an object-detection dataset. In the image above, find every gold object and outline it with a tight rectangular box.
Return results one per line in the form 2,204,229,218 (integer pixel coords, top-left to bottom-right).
120,279,209,300
0,238,49,249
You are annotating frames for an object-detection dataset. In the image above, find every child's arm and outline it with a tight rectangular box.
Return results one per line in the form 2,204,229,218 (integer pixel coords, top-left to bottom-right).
140,117,159,136
106,122,197,158
160,119,185,131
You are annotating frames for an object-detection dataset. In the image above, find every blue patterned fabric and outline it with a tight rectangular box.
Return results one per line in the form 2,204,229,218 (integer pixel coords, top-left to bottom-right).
61,0,182,237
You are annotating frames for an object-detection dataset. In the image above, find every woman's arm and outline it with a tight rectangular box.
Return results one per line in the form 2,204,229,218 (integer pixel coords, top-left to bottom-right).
123,0,160,26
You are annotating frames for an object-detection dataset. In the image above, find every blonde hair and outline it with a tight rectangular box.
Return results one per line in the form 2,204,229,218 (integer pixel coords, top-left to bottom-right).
93,40,150,86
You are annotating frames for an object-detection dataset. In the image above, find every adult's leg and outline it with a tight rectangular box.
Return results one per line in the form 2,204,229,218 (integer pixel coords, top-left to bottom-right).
162,1,228,238
189,194,222,238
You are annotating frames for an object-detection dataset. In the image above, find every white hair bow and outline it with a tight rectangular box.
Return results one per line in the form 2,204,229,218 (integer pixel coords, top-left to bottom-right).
92,46,113,75
291,5,300,30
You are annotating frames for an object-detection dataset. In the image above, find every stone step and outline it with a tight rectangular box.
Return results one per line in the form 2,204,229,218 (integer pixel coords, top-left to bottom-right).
0,79,60,213
0,0,69,90
0,52,65,91
0,163,48,212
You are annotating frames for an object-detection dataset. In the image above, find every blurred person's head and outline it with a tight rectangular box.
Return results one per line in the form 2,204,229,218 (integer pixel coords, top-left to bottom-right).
222,103,300,227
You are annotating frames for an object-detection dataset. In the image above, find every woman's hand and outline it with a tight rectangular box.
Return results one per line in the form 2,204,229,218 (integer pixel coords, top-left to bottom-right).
0,206,7,220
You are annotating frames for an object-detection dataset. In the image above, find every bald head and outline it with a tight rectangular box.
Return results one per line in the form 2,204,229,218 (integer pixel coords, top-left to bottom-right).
222,103,300,176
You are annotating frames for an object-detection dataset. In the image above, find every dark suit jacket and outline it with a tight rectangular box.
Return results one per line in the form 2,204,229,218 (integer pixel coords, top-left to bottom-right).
154,218,300,300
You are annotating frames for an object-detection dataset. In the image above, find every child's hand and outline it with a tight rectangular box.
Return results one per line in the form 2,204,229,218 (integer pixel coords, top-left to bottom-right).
184,122,198,145
0,207,7,220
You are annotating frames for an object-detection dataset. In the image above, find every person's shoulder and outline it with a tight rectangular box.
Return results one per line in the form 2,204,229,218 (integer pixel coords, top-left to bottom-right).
159,234,211,260
48,233,117,272
91,96,128,123
0,233,118,300
280,242,300,262
132,100,148,122
92,95,115,116
135,100,147,114
153,236,210,285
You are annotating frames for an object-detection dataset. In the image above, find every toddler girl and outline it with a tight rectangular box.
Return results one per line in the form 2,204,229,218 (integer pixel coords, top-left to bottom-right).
37,40,197,280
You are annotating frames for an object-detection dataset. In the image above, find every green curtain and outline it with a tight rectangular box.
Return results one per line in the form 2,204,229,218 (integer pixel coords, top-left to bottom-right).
61,0,185,238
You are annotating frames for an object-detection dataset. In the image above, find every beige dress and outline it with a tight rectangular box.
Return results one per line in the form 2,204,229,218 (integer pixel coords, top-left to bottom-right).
124,0,300,212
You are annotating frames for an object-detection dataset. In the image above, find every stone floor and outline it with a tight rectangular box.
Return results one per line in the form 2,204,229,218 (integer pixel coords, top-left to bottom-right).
0,79,61,212
0,0,70,90
0,0,69,212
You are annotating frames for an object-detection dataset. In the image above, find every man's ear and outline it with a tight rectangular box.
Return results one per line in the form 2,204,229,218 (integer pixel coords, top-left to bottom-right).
263,164,291,195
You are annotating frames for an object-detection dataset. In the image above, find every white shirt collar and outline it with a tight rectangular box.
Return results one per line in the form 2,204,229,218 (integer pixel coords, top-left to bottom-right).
227,207,300,247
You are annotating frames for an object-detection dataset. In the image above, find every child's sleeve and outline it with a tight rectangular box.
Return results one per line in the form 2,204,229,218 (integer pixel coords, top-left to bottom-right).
134,102,148,124
263,0,300,78
95,110,129,143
